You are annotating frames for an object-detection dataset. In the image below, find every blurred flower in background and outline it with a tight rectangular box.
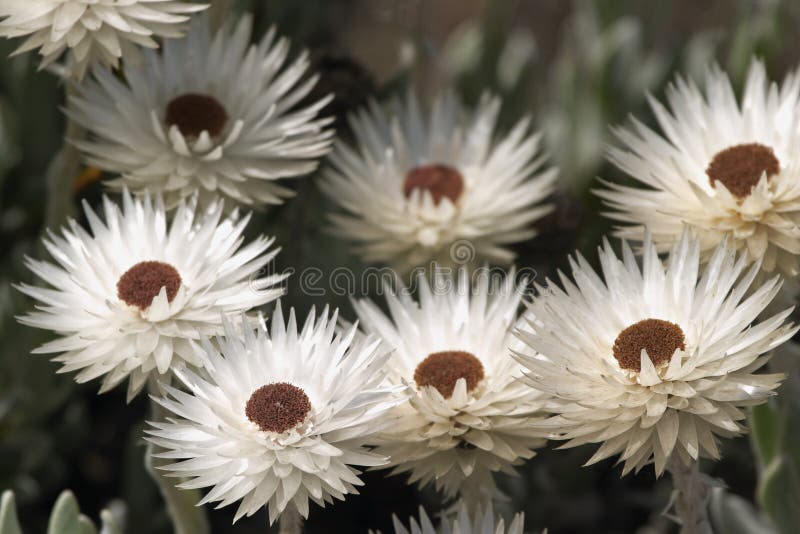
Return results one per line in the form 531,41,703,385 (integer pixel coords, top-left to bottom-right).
322,91,556,272
0,0,207,80
68,14,334,208
388,501,525,534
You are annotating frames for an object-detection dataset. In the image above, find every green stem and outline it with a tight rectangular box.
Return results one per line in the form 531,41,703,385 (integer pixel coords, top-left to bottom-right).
278,506,304,534
146,382,210,534
668,460,713,534
455,468,497,509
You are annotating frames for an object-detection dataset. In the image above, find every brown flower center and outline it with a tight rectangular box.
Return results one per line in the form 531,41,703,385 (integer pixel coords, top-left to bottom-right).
612,319,686,372
245,382,312,433
706,143,780,198
403,164,465,205
413,350,484,398
117,261,181,310
165,93,229,138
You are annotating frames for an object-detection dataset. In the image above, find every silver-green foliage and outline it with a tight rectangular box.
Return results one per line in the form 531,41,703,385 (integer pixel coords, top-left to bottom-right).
750,341,800,534
0,490,121,534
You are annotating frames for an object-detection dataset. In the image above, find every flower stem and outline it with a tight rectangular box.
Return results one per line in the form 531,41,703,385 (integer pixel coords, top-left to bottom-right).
278,506,304,534
145,383,211,534
457,469,497,509
668,460,713,534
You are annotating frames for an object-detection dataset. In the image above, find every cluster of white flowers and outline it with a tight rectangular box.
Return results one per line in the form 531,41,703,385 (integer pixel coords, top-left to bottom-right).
5,2,800,532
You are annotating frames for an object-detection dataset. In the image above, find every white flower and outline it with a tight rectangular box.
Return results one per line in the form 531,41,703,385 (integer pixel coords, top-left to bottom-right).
352,268,549,499
321,91,557,272
597,60,800,275
68,14,333,208
515,231,797,476
389,501,525,534
0,0,207,80
16,190,284,400
146,305,405,524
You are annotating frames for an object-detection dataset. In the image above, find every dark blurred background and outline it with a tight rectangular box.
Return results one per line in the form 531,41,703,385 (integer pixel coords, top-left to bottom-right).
1,0,798,532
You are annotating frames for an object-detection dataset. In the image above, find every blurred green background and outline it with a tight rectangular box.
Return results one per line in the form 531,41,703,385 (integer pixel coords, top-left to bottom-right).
1,0,799,532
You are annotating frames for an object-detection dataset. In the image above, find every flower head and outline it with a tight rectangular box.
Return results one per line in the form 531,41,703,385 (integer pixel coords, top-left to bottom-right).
389,501,525,534
0,0,207,80
147,305,405,524
321,91,557,272
598,59,800,275
17,190,284,400
353,268,549,498
68,14,333,208
515,231,797,475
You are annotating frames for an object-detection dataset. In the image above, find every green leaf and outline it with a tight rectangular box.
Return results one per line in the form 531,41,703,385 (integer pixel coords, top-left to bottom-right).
751,400,783,467
757,455,800,534
47,491,97,534
145,442,209,534
0,490,22,534
76,516,96,534
709,487,777,534
0,490,117,534
750,341,800,533
99,510,122,534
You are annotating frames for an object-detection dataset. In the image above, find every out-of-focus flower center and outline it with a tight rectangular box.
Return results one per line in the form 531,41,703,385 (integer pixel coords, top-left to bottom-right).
403,164,465,205
245,382,312,433
413,350,484,398
165,93,229,138
117,261,181,310
612,318,685,372
706,143,780,198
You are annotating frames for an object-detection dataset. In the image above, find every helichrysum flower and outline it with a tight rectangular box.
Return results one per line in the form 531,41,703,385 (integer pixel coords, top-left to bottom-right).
68,14,333,208
0,0,207,80
321,91,557,272
146,305,405,524
597,59,800,275
389,501,525,534
17,190,284,400
352,268,549,499
515,231,797,476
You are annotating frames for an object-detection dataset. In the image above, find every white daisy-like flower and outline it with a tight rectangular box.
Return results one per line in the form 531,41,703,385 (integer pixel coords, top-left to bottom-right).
16,190,284,400
321,91,557,272
388,501,525,534
352,268,549,499
0,0,207,80
515,230,797,476
67,14,333,208
146,305,405,524
597,59,800,275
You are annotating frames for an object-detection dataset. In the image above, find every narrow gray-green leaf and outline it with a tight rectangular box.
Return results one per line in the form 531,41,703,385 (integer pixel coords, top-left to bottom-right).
750,401,783,467
757,455,800,534
145,442,209,534
47,490,84,534
0,491,23,534
99,510,122,534
709,487,777,534
76,515,97,534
